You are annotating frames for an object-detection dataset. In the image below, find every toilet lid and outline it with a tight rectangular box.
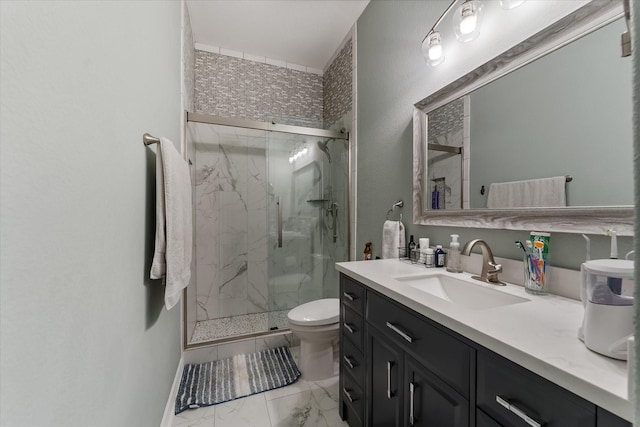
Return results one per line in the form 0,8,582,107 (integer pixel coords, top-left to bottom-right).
287,298,339,326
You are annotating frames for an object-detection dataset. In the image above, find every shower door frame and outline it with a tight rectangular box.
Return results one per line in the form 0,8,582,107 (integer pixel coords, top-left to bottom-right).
183,112,350,350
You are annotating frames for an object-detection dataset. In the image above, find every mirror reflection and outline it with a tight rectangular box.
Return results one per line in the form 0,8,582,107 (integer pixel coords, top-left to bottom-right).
425,16,632,211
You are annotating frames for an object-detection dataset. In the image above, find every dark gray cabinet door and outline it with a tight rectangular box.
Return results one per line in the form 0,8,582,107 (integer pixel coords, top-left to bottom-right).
404,356,469,427
368,329,403,427
597,407,632,427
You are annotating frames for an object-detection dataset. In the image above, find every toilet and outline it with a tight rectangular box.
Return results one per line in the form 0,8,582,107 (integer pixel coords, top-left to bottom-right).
287,298,340,381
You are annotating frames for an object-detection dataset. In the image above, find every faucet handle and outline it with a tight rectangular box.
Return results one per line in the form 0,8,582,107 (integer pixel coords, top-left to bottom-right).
488,262,502,274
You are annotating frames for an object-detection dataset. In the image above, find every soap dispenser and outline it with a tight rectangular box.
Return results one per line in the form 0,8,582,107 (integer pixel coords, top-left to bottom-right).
446,234,463,273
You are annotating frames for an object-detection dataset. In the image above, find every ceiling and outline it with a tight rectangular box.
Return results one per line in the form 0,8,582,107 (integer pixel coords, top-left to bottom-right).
186,0,369,71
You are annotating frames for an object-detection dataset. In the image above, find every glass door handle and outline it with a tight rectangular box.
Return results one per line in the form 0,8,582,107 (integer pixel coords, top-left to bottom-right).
277,196,282,248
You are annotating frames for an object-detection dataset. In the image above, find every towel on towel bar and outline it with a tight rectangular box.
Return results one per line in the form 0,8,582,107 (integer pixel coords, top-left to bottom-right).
382,220,406,259
487,176,567,209
150,137,193,310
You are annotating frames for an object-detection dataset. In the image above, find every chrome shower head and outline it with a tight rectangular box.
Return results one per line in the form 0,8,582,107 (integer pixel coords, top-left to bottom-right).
317,140,332,164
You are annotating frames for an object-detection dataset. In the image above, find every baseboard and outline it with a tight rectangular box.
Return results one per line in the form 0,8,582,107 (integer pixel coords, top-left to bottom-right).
160,355,184,427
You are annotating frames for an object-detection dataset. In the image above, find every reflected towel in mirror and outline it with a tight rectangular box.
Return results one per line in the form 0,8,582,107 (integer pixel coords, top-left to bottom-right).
487,176,567,208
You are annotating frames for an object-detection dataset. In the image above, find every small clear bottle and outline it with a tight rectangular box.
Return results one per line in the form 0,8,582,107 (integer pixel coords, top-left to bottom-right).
408,235,417,262
446,234,463,273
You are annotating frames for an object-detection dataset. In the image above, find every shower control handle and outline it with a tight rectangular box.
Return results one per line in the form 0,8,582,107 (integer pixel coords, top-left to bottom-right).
277,196,282,248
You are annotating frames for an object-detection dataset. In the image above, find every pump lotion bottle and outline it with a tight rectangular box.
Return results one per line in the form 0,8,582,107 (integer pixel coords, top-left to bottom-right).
446,234,463,273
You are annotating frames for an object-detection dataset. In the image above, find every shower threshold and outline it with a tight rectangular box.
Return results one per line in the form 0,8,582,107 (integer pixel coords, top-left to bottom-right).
190,310,290,345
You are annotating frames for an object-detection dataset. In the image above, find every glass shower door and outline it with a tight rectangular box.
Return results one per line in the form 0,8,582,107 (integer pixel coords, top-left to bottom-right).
266,132,348,329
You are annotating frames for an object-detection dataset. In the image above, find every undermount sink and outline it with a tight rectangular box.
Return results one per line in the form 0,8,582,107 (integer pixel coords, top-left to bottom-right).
394,274,530,310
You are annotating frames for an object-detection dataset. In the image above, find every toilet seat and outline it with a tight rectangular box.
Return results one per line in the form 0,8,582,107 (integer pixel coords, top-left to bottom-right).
287,298,339,326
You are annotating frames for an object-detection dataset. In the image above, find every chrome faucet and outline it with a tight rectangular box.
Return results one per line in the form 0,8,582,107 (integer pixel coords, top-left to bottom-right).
460,239,505,285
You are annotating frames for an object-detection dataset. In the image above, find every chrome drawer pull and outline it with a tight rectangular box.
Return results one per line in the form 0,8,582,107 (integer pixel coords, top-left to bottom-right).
496,395,542,427
387,361,394,399
386,321,414,343
343,355,356,369
343,388,355,403
344,323,355,334
409,382,416,425
343,291,356,301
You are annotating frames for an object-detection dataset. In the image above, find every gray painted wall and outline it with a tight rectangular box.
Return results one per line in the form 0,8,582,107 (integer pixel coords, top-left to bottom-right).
356,1,632,270
0,2,182,426
469,18,632,209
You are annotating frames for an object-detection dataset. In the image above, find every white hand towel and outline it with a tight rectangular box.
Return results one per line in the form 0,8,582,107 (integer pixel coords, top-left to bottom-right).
150,138,193,310
382,220,406,259
487,176,567,208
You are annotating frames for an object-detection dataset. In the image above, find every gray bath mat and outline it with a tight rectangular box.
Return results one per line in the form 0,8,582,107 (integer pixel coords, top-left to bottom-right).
175,346,301,414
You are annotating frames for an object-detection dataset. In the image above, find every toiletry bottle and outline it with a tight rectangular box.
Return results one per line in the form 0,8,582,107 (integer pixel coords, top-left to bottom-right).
419,238,430,264
435,245,446,268
446,234,463,273
364,242,372,261
432,187,439,210
425,247,435,268
408,235,416,259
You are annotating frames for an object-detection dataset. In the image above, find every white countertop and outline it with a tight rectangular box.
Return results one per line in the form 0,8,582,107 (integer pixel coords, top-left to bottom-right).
336,259,631,421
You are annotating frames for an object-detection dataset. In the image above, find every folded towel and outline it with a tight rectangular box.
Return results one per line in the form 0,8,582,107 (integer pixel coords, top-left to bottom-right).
150,138,193,310
487,176,567,208
382,220,406,259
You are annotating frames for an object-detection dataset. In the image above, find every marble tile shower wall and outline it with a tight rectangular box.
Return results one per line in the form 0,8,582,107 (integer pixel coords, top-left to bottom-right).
190,123,270,321
194,51,323,128
323,39,353,128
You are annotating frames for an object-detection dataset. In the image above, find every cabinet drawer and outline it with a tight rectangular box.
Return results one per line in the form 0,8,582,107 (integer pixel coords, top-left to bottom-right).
343,306,364,350
342,336,365,387
367,291,471,398
597,407,631,427
477,350,595,427
342,367,365,425
341,274,365,316
477,409,502,427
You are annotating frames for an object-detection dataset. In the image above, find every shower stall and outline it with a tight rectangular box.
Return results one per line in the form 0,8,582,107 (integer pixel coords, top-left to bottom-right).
184,114,349,347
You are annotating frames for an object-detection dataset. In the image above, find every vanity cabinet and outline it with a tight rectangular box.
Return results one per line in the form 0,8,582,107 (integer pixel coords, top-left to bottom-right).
338,273,631,427
340,275,366,427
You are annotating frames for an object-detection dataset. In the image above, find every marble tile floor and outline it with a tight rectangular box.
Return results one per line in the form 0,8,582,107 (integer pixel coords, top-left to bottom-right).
191,310,291,344
170,374,348,427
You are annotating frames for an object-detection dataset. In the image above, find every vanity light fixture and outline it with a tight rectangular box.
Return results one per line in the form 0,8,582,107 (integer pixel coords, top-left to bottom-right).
424,31,445,66
453,0,483,42
422,0,526,66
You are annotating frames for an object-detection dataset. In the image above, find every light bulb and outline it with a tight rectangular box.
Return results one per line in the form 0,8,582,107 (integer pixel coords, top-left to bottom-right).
302,148,308,155
289,157,293,164
423,31,445,66
453,0,483,43
429,43,442,61
459,13,477,35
